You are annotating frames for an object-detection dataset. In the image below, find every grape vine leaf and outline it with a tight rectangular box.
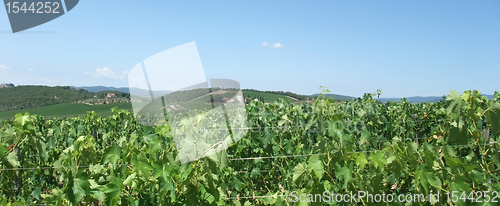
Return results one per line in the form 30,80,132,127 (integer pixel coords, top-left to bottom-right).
307,156,324,179
293,163,306,182
68,175,90,203
123,173,136,186
0,143,8,158
6,151,19,167
2,128,16,145
449,126,468,145
102,144,121,166
103,177,122,205
355,153,368,169
446,90,461,115
485,101,500,135
335,164,352,189
449,176,470,194
369,151,386,169
14,112,30,127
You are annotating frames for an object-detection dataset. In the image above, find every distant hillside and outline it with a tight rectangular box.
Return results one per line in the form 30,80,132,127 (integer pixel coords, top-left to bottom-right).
243,89,312,101
2,85,311,112
95,90,130,99
71,86,131,93
6,85,495,114
0,85,96,111
377,94,495,103
311,93,357,101
74,87,309,102
309,93,499,103
242,90,297,103
0,102,133,119
72,86,171,97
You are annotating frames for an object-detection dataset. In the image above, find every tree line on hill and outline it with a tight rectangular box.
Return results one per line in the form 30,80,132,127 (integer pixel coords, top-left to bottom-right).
242,89,311,101
0,85,321,112
162,88,221,104
0,86,130,112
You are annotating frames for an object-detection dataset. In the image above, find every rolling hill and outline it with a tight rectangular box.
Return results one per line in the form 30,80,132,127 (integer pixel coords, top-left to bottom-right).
3,84,496,119
0,85,97,112
71,86,131,93
376,94,495,103
0,102,133,119
72,86,171,97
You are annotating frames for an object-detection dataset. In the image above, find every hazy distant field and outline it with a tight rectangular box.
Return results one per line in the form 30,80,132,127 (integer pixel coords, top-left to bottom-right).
0,91,300,119
242,90,297,102
0,102,133,119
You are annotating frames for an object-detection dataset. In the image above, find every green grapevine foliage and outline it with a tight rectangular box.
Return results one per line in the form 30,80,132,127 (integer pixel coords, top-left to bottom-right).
0,90,499,205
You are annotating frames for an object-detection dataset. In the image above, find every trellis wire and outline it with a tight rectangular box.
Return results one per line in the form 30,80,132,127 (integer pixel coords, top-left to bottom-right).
2,142,496,172
229,142,498,161
222,187,418,200
0,164,130,171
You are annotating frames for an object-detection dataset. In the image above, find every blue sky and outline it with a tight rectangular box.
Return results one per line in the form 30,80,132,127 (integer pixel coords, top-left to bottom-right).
0,0,499,98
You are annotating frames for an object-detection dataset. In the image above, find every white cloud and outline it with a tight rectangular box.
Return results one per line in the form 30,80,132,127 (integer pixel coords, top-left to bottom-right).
261,41,285,48
270,43,285,48
0,65,10,71
88,67,128,79
28,68,35,72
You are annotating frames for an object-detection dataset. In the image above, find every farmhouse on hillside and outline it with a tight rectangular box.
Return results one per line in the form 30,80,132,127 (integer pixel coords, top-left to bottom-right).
106,93,117,99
